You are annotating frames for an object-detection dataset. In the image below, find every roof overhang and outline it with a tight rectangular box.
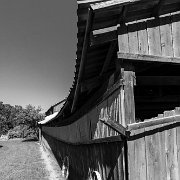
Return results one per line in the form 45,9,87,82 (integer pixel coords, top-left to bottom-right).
38,112,59,125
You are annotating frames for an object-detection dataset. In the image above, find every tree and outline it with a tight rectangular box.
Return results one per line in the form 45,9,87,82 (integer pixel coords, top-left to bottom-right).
0,102,45,138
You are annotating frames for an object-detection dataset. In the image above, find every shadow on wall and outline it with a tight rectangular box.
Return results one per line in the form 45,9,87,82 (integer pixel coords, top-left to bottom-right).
41,132,125,180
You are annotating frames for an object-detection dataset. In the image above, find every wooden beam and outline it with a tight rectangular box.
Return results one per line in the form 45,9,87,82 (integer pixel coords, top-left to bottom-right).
100,41,117,76
77,0,103,5
90,6,126,46
137,76,180,86
123,65,136,125
127,115,180,131
100,117,127,137
152,0,166,17
90,27,117,46
91,0,142,12
118,52,180,64
118,5,127,25
81,42,118,92
71,8,94,112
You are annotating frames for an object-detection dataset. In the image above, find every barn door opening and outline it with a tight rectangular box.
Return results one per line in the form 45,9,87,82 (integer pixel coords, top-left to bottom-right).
134,64,180,121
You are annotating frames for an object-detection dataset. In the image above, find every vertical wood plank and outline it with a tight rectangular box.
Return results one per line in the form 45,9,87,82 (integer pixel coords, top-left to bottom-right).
127,131,135,180
176,123,180,178
87,108,99,139
113,142,119,180
123,65,135,125
134,128,147,180
164,110,179,180
137,21,149,54
108,89,120,136
128,22,139,54
118,24,129,53
159,14,173,56
117,142,124,180
97,100,108,138
172,11,180,57
155,114,168,180
145,124,161,180
120,86,125,126
147,18,162,56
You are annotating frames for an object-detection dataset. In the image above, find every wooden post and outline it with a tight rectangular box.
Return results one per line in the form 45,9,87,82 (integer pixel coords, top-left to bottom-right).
122,64,136,125
117,24,136,125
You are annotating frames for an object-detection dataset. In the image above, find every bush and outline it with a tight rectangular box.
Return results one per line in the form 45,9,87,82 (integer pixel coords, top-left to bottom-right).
8,126,22,139
7,125,38,140
23,127,38,139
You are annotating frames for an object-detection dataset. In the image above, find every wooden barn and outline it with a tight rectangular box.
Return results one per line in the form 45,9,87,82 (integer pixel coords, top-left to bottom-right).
39,0,180,179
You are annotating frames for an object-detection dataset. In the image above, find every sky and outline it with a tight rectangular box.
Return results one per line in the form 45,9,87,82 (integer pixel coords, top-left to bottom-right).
0,0,77,112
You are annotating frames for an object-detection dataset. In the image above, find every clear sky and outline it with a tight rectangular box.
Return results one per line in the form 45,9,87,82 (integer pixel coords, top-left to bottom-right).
0,0,77,112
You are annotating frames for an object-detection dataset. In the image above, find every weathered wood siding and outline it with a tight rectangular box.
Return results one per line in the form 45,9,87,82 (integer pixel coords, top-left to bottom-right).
41,132,125,180
42,85,125,143
128,109,180,180
118,12,180,58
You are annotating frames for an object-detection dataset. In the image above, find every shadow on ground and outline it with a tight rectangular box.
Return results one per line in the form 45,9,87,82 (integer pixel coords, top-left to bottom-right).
22,138,38,142
0,145,3,148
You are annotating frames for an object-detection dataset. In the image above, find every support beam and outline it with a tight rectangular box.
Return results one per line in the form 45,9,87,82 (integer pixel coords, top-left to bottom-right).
122,64,136,125
99,41,117,76
127,115,180,131
100,117,127,137
118,52,180,64
71,8,94,112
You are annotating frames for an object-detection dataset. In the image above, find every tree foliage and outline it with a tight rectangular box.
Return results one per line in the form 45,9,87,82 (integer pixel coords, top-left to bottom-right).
0,102,44,139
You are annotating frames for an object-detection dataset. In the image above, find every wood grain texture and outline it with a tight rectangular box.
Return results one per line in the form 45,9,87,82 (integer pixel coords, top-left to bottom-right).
164,111,179,180
118,25,129,53
172,12,180,57
145,125,162,180
132,128,146,180
147,18,162,56
137,21,149,54
123,67,135,125
118,52,180,64
159,14,173,56
128,22,139,54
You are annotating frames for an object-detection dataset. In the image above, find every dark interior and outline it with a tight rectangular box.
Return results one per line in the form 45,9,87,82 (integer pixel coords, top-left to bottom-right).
134,63,180,120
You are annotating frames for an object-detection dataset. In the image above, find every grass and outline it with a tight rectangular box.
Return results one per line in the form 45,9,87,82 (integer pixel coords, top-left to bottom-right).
0,139,50,180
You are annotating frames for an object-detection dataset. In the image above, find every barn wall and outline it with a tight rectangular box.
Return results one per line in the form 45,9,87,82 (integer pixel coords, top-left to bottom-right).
118,12,180,57
42,85,125,144
41,131,125,180
127,110,180,180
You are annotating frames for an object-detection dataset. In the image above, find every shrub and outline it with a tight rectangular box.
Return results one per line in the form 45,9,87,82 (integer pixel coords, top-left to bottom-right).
8,126,22,139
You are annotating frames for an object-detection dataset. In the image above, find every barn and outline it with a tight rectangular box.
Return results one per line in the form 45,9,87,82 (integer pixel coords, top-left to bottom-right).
39,0,180,179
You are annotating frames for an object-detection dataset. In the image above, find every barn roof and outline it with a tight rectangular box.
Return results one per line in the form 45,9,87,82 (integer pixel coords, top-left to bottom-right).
45,0,180,125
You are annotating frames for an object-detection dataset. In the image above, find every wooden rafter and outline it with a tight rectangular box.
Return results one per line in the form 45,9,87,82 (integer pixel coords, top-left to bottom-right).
118,5,127,25
118,52,180,64
91,0,142,12
100,41,117,76
81,41,117,92
71,8,94,112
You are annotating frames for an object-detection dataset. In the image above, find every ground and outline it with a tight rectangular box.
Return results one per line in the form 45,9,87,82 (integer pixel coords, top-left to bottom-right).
0,139,65,180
